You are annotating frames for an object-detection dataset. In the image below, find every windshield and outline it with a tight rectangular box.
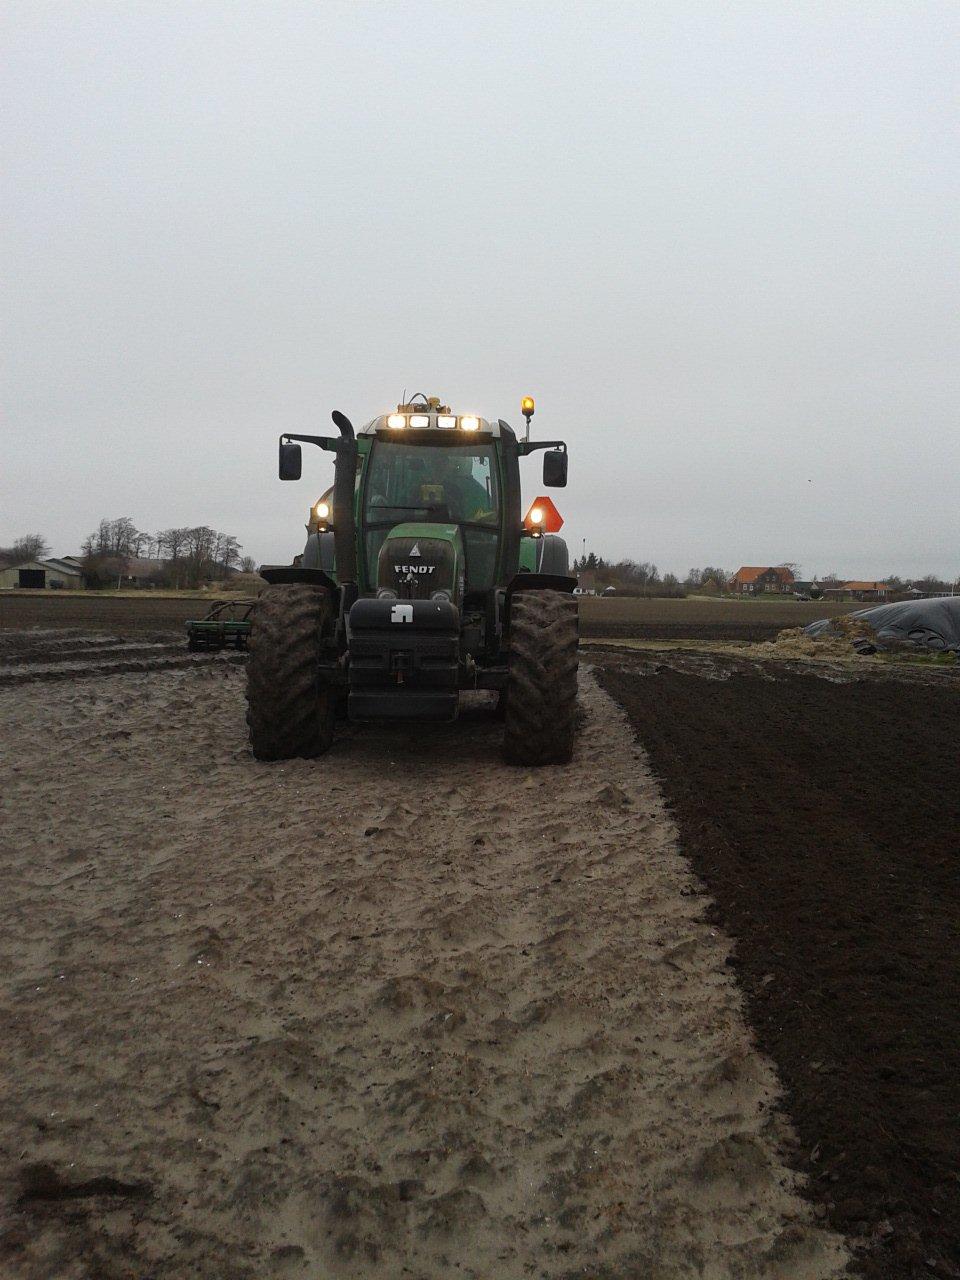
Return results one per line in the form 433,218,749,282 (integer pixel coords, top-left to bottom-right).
362,441,501,592
363,442,499,527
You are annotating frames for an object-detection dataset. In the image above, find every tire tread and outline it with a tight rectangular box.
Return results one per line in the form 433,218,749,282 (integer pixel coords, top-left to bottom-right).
245,585,334,760
503,590,579,765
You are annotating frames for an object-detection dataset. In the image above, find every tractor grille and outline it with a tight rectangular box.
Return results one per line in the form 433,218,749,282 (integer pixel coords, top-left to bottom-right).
378,536,455,601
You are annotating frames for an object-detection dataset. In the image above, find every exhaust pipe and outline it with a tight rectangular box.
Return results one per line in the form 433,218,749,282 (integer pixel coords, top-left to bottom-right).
330,410,358,587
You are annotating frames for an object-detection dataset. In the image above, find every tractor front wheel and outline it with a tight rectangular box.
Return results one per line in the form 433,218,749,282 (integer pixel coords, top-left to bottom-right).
503,590,579,765
246,585,336,760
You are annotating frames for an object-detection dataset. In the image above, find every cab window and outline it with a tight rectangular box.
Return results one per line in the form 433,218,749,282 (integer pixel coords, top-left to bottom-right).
363,443,498,527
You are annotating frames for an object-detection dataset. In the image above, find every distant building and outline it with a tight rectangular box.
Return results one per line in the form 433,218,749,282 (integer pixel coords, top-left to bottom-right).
822,581,890,602
790,579,822,598
842,581,890,602
0,558,85,590
120,557,167,585
577,570,598,595
728,566,795,595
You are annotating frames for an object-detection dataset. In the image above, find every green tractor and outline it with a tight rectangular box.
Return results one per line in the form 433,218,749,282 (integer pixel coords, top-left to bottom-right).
246,395,578,765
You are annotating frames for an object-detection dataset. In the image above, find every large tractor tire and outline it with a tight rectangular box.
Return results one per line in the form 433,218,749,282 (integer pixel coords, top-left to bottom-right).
245,585,335,760
502,589,579,765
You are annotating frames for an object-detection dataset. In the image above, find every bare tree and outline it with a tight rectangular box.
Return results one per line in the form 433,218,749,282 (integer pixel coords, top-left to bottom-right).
617,560,659,588
73,517,245,589
913,574,950,593
183,526,216,587
219,535,242,571
130,528,151,558
112,517,140,557
156,527,189,561
82,517,143,560
1,533,49,562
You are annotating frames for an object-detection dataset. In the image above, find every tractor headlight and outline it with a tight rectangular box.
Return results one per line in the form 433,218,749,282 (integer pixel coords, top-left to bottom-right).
460,415,480,432
409,413,430,428
387,414,406,429
437,414,457,429
314,501,330,521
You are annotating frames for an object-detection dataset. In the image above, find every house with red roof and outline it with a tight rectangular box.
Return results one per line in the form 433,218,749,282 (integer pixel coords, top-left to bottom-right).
728,565,796,595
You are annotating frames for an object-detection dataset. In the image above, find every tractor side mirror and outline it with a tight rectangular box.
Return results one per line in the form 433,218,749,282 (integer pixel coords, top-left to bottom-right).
543,449,568,487
279,441,302,481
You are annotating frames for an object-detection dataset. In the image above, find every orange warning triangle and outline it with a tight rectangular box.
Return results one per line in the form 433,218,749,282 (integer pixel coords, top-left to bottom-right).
523,496,564,534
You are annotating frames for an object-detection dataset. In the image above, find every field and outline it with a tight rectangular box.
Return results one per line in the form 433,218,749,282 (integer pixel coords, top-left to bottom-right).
0,591,231,634
1,589,860,641
1,599,956,1278
595,648,960,1280
0,629,242,686
578,594,862,641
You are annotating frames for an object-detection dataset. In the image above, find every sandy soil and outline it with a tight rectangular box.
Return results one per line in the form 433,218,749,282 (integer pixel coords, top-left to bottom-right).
0,664,847,1279
0,629,242,686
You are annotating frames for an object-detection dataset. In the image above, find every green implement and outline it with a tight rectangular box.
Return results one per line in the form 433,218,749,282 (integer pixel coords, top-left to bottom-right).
186,599,257,651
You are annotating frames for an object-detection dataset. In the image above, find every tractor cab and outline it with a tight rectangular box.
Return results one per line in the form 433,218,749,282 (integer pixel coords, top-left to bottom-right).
359,409,503,604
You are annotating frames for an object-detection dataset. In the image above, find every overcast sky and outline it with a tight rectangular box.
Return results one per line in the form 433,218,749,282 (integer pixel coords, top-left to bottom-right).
3,1,958,580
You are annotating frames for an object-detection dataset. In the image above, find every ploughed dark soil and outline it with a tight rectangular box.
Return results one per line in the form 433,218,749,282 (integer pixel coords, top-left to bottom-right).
580,619,799,642
595,651,960,1280
0,594,205,632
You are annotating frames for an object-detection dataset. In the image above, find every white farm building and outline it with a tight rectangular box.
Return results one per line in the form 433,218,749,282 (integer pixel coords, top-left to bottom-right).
0,557,85,590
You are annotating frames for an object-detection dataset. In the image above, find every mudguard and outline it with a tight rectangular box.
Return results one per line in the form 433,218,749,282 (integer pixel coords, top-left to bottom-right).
258,565,339,596
505,572,577,598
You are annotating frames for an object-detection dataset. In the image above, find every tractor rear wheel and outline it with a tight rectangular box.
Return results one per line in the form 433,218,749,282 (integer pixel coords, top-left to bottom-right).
503,589,579,765
246,585,335,760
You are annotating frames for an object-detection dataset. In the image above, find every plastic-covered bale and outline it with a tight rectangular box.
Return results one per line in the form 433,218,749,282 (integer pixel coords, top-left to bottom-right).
804,596,960,652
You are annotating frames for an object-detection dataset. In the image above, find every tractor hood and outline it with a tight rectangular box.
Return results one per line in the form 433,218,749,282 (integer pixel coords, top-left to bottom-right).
376,522,465,604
